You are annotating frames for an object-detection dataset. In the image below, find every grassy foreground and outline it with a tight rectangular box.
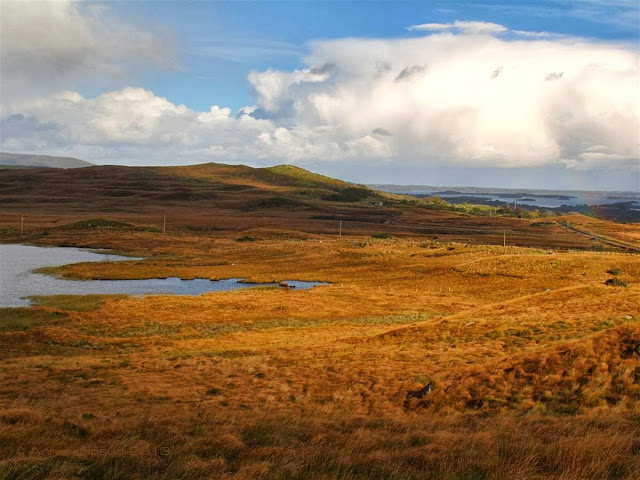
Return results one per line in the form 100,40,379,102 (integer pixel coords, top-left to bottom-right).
1,233,639,479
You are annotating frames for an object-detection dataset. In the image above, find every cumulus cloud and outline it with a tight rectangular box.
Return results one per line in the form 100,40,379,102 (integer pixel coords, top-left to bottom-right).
0,0,171,103
247,29,638,169
1,87,388,165
1,20,638,179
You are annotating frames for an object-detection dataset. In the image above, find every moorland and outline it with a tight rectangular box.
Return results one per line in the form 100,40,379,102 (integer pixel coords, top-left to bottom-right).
0,163,639,479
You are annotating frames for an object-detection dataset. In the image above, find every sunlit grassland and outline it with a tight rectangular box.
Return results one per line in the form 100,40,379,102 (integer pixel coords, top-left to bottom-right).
1,235,639,479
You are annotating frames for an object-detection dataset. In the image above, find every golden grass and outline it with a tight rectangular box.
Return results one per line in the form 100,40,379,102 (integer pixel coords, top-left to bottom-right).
1,232,639,479
558,214,640,249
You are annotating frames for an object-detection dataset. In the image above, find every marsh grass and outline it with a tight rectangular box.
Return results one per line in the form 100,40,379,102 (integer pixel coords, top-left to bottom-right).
371,233,393,239
29,295,128,312
1,235,639,479
1,412,637,480
0,308,67,331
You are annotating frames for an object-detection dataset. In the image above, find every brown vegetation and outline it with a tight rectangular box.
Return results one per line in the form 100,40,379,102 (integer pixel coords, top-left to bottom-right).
3,163,635,252
1,164,639,479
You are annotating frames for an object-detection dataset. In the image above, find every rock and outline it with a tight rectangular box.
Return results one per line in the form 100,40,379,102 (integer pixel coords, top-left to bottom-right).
405,383,433,406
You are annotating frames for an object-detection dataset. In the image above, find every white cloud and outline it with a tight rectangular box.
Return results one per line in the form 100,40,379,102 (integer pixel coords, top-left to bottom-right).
512,30,557,38
409,21,565,39
2,87,387,165
408,21,507,34
248,31,639,169
1,21,638,182
407,22,452,32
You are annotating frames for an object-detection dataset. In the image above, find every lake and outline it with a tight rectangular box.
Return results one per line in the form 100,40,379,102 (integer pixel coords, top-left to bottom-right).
0,244,327,307
371,185,640,209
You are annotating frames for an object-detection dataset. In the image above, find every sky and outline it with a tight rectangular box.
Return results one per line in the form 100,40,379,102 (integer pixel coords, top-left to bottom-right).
1,0,638,191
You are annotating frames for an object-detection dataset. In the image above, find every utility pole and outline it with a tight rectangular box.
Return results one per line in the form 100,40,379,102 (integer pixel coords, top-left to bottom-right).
339,220,342,238
503,231,506,247
163,216,166,234
20,215,24,235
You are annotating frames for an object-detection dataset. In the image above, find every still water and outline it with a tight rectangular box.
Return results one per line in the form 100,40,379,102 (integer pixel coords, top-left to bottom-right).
0,244,326,307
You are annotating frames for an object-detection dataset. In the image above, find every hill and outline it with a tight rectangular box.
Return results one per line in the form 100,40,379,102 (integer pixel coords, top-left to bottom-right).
0,161,623,250
0,162,637,252
0,152,93,169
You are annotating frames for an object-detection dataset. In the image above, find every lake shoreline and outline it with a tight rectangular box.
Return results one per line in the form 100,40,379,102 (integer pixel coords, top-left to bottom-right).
0,244,328,307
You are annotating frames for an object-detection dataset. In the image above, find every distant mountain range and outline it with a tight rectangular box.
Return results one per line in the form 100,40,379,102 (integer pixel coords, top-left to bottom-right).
0,152,93,169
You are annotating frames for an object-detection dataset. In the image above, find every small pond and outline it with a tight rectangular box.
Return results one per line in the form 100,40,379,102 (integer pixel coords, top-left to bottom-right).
0,244,328,307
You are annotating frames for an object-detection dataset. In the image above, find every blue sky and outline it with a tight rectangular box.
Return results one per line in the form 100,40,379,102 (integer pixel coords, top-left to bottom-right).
1,0,638,190
94,0,640,112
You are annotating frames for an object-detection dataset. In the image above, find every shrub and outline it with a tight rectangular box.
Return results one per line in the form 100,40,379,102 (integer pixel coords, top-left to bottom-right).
249,197,304,209
604,278,627,287
371,233,392,239
607,267,622,276
324,187,371,202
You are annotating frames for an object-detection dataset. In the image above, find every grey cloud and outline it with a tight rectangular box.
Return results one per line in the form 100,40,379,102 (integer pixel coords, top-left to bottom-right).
1,113,69,148
245,107,272,121
395,65,425,81
545,72,564,81
0,1,172,104
372,128,392,136
309,63,338,75
2,113,62,134
235,105,272,121
376,61,393,77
